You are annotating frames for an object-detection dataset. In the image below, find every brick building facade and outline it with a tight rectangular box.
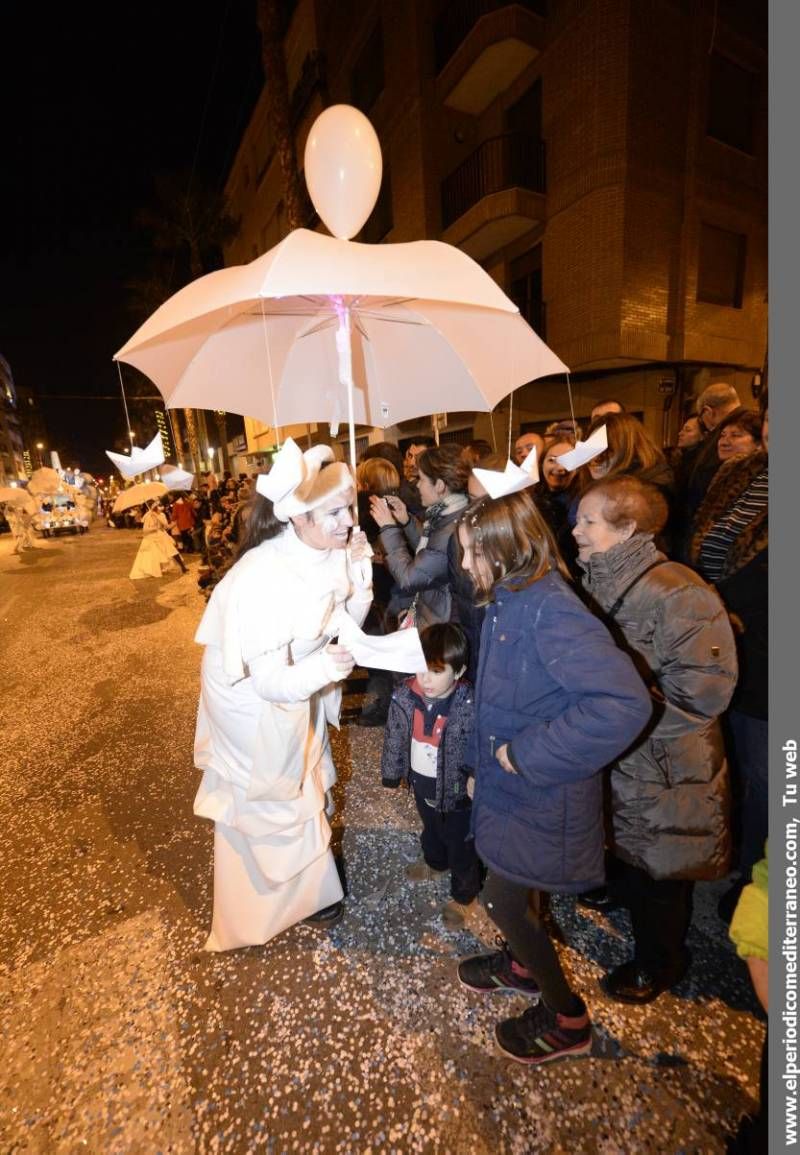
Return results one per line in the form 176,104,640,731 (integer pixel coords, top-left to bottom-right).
222,0,767,459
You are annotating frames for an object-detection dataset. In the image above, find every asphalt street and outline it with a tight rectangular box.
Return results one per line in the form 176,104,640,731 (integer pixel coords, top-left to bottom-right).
0,525,765,1153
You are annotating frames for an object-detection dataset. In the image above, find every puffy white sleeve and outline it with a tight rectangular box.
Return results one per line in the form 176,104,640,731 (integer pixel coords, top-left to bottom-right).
248,645,349,702
195,549,297,683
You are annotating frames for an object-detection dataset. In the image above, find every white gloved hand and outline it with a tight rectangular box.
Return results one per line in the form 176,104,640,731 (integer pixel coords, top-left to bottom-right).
249,643,354,702
319,643,356,684
348,531,373,591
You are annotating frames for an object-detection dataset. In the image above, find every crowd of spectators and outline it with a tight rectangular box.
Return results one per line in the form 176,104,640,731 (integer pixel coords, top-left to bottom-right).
354,385,766,1108
176,388,767,1126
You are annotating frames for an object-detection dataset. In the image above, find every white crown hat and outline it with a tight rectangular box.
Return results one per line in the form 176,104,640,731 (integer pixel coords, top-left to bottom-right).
256,437,353,521
471,446,539,500
159,464,195,491
106,431,166,480
554,424,608,471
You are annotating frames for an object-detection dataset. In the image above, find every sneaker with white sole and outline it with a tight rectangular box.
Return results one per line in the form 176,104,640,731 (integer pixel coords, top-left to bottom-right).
495,1000,592,1065
457,936,541,998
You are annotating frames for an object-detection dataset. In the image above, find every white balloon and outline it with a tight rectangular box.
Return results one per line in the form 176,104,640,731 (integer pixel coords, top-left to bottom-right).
304,105,383,240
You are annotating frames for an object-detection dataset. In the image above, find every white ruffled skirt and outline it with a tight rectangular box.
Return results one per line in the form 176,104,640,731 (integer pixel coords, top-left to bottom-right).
129,530,178,579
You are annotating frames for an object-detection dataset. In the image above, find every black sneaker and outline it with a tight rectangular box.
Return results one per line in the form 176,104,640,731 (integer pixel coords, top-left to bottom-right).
600,952,691,1005
495,1000,592,1065
302,901,344,927
457,937,541,998
577,886,619,912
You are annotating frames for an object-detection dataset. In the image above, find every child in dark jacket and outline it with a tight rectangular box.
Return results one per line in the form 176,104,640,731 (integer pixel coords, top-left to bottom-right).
381,623,480,930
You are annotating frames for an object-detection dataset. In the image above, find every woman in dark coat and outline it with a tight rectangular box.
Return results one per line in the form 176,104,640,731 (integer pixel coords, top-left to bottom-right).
354,456,403,726
369,444,469,629
455,491,651,1065
575,475,737,1003
690,406,768,914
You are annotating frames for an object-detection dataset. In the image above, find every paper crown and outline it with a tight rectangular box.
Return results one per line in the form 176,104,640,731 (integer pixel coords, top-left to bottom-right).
106,431,166,480
471,447,539,500
554,424,608,471
159,465,195,491
256,437,352,521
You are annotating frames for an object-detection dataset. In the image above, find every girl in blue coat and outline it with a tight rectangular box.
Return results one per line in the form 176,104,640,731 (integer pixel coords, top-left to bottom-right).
456,491,651,1065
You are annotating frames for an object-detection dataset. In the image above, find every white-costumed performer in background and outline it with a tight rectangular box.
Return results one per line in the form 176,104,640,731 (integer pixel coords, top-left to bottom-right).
129,500,187,579
193,438,373,950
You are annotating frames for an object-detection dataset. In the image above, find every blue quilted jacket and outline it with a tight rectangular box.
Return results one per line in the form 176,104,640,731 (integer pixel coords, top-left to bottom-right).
470,571,651,892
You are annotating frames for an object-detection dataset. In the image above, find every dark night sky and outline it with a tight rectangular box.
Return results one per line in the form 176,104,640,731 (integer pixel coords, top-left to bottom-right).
0,1,264,474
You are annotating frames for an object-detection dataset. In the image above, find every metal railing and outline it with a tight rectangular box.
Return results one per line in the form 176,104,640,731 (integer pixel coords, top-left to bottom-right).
434,0,548,73
441,133,546,229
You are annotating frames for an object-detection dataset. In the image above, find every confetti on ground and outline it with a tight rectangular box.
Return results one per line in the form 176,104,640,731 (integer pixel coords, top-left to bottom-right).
0,528,765,1152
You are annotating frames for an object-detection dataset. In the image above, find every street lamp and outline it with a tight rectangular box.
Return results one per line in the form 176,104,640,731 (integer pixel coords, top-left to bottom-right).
35,441,45,468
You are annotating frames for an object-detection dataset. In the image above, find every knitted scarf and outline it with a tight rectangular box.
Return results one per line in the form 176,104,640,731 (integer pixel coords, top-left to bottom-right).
416,492,469,552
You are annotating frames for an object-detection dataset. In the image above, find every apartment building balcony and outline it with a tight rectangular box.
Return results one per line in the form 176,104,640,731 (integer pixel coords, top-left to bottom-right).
441,133,545,261
435,1,547,115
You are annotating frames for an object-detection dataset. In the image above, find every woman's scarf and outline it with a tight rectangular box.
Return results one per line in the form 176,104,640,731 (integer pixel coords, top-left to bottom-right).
416,492,469,552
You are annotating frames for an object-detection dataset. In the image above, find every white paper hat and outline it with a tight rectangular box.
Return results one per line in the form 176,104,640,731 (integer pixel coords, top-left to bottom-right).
106,431,166,480
471,448,539,500
159,464,195,491
256,437,352,521
555,424,608,472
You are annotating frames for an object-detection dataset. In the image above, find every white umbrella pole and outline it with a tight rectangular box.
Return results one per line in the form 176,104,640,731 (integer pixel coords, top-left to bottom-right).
334,300,359,525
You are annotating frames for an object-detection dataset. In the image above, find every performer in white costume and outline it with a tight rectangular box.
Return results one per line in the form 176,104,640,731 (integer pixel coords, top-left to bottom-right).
129,501,187,579
193,439,373,951
7,507,37,553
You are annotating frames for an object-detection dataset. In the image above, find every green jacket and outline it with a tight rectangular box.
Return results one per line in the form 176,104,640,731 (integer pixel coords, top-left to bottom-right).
730,849,768,961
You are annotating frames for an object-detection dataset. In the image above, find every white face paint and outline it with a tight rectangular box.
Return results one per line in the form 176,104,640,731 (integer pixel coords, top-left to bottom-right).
292,487,355,551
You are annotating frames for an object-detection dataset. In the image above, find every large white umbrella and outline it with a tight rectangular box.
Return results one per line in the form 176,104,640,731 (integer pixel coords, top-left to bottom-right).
115,108,567,471
0,487,37,514
113,481,168,513
115,229,567,446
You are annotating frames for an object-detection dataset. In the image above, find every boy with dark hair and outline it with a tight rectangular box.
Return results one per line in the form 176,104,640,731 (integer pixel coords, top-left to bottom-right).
381,622,480,929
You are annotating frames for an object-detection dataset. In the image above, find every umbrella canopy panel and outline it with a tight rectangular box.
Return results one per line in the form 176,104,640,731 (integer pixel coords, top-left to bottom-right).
115,229,568,431
113,482,168,513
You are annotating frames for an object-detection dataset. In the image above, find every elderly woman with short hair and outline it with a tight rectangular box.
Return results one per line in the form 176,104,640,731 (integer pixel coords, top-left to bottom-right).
574,475,737,1003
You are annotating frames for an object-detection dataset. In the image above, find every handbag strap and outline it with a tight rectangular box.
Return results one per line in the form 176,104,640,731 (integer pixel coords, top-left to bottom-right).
606,560,669,619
